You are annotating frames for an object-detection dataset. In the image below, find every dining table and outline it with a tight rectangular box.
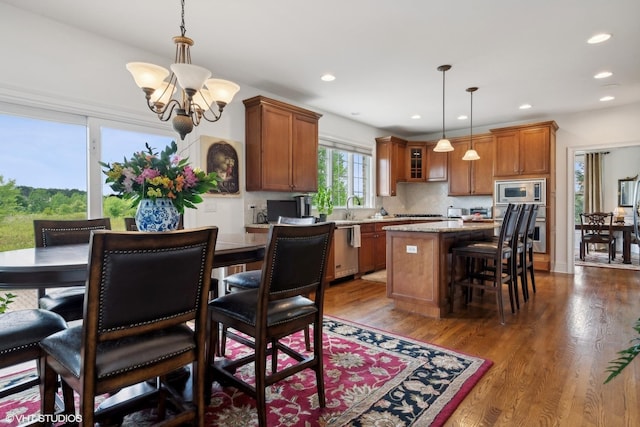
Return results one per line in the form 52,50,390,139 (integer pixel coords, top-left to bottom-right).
0,231,268,421
0,232,268,289
575,222,635,264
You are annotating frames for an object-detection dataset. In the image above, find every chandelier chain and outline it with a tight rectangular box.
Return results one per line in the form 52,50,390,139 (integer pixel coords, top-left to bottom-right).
180,0,186,37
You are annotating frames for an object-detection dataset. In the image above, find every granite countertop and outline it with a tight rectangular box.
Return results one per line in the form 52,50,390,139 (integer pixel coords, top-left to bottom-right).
382,220,498,233
246,216,448,228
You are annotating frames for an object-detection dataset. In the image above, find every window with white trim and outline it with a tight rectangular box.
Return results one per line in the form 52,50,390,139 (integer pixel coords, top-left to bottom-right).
317,142,372,208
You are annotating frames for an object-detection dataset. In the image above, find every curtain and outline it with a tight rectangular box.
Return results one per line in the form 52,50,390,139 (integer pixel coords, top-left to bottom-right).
584,152,604,213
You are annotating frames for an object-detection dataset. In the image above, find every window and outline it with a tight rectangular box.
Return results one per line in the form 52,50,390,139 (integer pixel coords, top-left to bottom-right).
574,153,585,222
317,144,372,208
99,125,174,229
0,105,174,251
0,111,87,250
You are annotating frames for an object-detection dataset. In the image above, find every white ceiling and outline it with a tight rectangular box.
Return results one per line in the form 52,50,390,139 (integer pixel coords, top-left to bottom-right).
3,0,640,137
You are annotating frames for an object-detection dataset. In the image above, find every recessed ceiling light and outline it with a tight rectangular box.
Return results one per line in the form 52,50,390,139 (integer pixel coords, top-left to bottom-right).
457,115,468,120
320,73,336,82
410,114,421,120
600,95,615,102
594,71,613,79
519,104,532,110
587,33,612,44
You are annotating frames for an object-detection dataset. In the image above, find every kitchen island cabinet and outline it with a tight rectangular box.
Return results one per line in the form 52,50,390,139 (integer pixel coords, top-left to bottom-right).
384,221,496,318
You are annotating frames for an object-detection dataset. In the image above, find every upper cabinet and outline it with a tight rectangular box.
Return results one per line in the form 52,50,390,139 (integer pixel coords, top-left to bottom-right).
244,96,322,192
376,136,406,196
447,134,494,196
406,142,448,183
491,121,558,177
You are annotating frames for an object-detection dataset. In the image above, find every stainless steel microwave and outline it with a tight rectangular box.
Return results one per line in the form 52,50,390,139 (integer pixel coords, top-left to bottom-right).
494,178,546,205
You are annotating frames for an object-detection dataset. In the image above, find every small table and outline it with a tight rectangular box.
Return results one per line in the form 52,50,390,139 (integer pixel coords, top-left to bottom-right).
575,222,635,264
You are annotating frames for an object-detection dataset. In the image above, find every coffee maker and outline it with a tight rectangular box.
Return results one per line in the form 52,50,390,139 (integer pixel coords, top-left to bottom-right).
293,195,312,218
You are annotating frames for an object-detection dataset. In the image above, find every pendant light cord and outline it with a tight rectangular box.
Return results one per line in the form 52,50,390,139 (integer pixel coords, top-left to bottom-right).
442,68,446,139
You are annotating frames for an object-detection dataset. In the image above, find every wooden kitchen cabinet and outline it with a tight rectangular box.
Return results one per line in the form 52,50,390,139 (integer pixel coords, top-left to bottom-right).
358,221,411,274
491,121,558,177
447,134,494,195
406,142,426,182
244,95,322,192
407,141,448,182
376,136,407,196
426,142,448,181
358,223,376,274
358,223,386,274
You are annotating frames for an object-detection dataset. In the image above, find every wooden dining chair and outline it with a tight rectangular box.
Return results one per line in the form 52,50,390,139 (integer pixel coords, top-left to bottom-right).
0,309,70,409
579,212,616,263
208,222,335,427
219,215,317,355
39,227,218,426
34,218,111,322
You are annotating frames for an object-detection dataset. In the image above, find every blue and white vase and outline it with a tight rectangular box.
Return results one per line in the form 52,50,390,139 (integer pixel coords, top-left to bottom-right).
135,198,180,232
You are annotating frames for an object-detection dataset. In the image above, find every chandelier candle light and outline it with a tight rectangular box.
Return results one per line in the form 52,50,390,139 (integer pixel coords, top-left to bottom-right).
126,0,240,140
433,64,454,152
462,87,480,161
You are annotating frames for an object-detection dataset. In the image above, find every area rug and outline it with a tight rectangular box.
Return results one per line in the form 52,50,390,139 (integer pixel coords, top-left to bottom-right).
361,269,387,283
0,317,491,427
574,250,640,271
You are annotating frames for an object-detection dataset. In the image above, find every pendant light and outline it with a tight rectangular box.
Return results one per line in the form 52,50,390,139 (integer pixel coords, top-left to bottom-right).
433,65,454,152
462,87,480,161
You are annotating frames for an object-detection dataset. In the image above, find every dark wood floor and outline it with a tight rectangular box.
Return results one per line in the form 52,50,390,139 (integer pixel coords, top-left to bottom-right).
323,266,640,426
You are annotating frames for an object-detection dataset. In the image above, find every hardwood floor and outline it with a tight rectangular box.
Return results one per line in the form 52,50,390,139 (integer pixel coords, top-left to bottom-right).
324,266,640,426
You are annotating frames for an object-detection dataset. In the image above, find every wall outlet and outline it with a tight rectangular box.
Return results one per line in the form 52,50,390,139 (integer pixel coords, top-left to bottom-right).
406,245,418,254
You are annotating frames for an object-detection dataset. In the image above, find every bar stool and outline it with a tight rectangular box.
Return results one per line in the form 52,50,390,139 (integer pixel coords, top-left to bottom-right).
449,203,520,324
523,204,539,299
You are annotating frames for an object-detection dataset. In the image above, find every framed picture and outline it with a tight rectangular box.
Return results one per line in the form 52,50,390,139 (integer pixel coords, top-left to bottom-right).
200,136,241,196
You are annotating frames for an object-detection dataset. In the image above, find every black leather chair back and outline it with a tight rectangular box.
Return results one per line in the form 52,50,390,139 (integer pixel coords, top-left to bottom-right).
86,227,217,340
34,218,111,247
260,223,334,301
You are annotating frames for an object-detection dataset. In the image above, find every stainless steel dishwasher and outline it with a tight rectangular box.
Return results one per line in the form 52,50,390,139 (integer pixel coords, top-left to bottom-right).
334,225,359,279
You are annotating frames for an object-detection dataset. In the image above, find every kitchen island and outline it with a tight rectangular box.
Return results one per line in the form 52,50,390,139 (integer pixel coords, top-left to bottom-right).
383,220,497,319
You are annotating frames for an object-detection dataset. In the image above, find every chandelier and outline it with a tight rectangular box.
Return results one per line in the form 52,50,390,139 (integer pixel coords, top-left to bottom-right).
126,0,239,140
462,87,480,161
433,65,454,152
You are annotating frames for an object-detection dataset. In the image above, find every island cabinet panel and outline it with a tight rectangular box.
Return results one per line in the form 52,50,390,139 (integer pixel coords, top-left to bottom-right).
386,225,494,318
244,95,322,192
386,233,439,309
376,136,406,196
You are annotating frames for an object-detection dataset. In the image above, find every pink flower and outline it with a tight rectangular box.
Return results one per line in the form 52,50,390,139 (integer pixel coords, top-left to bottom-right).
182,166,198,188
136,168,160,184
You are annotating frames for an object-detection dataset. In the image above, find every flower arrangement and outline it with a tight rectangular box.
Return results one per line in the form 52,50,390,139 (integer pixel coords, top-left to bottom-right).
100,141,220,214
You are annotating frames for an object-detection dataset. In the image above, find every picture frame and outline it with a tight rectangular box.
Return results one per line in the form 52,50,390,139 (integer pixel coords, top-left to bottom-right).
618,175,637,207
200,136,241,196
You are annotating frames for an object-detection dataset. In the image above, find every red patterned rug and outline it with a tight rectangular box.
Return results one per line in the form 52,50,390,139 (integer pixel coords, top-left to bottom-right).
0,316,491,426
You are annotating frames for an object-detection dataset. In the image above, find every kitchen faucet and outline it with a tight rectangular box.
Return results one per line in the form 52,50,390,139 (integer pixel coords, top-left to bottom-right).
345,195,361,220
